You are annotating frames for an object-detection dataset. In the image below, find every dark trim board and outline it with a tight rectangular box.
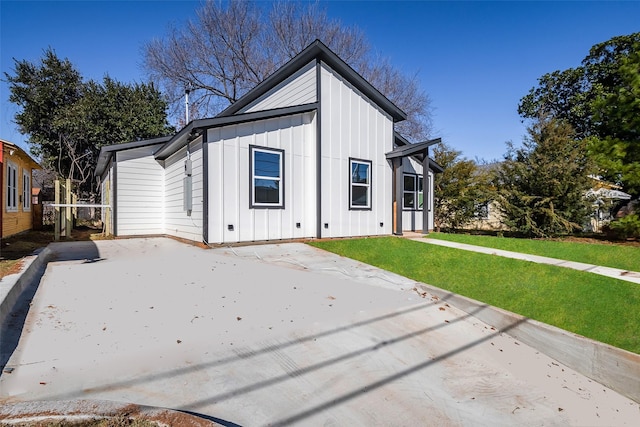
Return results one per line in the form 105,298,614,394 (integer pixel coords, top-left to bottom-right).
112,158,118,237
202,130,209,245
315,59,323,238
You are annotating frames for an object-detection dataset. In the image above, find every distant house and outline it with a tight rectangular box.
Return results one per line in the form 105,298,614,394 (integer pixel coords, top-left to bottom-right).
1,139,41,238
96,40,443,245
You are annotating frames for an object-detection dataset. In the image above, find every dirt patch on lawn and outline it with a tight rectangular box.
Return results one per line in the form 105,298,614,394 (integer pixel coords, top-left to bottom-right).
0,227,106,279
550,235,640,247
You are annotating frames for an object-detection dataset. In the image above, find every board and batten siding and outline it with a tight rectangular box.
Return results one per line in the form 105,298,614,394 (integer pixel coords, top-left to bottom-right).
163,138,204,242
115,146,164,236
206,112,316,244
401,156,434,232
319,61,393,238
239,61,317,114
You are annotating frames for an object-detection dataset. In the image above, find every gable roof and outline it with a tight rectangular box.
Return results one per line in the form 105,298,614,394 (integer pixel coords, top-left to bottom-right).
1,139,41,170
95,136,172,177
217,39,407,122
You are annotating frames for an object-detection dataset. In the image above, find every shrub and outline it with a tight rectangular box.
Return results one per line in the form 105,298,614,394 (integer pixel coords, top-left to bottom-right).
609,214,640,239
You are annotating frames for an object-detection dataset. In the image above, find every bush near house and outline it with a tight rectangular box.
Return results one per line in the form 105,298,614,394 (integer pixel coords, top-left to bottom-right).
609,214,640,240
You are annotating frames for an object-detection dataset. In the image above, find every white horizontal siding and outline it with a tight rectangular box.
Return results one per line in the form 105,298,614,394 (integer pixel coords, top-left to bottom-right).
207,112,316,244
163,138,204,242
240,61,317,113
115,146,164,236
319,61,393,238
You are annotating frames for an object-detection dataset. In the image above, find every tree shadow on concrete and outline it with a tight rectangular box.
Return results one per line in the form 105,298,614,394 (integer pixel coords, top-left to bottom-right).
43,292,527,426
0,240,102,373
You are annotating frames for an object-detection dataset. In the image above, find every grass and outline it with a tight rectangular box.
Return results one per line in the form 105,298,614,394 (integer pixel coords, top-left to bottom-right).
310,237,640,354
427,232,640,272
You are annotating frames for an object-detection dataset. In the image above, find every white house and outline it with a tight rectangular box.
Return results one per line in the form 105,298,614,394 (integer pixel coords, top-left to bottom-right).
96,40,443,245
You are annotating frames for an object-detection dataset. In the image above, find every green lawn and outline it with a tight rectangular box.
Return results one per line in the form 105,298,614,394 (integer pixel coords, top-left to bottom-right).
309,237,640,354
426,232,640,272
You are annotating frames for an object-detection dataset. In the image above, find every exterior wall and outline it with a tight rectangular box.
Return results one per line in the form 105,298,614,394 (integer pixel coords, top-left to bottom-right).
163,137,204,242
206,112,316,244
465,200,507,231
319,61,393,238
100,162,114,236
2,150,37,238
115,146,165,236
401,157,435,232
240,61,317,113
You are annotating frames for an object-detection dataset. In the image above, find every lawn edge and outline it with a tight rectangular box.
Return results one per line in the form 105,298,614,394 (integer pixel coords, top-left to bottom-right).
0,246,53,331
414,281,640,404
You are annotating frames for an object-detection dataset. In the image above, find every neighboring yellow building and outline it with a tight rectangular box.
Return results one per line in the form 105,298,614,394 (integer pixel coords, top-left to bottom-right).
1,139,41,238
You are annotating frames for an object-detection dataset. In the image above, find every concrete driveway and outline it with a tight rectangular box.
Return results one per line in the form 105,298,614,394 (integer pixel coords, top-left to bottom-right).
0,238,638,426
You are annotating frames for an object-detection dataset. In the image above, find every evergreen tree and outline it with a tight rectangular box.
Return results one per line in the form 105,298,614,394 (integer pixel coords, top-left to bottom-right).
5,49,174,197
495,117,595,237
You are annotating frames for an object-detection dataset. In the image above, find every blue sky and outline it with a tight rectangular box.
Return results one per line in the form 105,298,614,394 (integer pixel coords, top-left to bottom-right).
1,1,639,162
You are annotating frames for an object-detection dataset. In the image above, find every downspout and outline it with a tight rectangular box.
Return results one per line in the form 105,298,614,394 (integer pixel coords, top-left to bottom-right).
112,158,118,236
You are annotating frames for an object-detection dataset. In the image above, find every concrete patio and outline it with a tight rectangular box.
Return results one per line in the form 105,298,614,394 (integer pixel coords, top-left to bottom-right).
0,238,638,426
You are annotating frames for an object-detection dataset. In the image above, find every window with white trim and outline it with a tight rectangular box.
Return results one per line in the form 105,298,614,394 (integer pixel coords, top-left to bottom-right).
250,146,284,208
23,169,31,211
6,162,18,212
350,158,371,209
403,174,424,210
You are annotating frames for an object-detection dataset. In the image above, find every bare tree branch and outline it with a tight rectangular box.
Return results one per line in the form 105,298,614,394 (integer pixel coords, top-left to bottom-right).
143,0,433,141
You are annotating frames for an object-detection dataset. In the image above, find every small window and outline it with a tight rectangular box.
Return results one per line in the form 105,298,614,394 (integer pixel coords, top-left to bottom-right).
418,175,424,209
474,202,490,220
22,170,31,211
403,174,425,210
403,174,416,209
6,162,17,212
350,158,371,209
250,146,284,208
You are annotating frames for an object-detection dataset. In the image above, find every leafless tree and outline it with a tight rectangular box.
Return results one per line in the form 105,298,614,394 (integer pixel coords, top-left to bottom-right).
144,0,432,141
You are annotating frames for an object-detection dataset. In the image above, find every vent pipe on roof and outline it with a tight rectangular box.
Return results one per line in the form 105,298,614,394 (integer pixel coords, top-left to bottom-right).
185,82,192,124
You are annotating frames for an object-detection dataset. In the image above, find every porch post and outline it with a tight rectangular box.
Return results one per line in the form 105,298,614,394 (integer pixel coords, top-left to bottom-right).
393,158,403,235
422,154,430,235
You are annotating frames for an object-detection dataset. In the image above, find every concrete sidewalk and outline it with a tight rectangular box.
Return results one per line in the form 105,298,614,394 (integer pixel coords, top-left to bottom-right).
411,237,640,284
0,238,638,426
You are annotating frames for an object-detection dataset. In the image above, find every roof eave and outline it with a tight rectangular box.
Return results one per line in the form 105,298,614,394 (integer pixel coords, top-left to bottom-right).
95,136,172,178
154,103,318,161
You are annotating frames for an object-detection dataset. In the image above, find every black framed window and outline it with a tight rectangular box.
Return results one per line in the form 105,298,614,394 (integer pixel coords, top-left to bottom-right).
350,158,371,209
403,174,416,209
418,175,424,209
250,146,284,208
403,173,424,210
